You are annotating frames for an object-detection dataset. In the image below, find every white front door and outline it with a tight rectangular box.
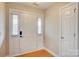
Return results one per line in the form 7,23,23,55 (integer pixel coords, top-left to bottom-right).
19,13,37,53
9,10,38,55
60,3,77,57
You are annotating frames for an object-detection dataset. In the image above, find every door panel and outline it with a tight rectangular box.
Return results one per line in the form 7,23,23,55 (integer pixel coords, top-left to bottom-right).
20,13,37,53
61,3,77,57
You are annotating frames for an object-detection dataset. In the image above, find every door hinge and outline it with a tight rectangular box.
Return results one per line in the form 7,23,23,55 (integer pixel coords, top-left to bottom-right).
74,8,76,13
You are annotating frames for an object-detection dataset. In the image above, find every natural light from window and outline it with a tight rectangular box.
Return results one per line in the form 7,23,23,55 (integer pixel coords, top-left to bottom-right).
12,14,19,35
37,17,42,34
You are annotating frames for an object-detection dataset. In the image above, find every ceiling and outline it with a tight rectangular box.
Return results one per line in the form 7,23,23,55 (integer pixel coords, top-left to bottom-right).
16,2,54,10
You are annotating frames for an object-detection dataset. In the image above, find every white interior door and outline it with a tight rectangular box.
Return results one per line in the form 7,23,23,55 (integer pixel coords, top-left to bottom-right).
9,10,39,55
60,3,77,57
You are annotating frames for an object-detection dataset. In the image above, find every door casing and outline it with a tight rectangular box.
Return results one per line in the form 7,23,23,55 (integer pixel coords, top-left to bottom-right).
9,9,44,56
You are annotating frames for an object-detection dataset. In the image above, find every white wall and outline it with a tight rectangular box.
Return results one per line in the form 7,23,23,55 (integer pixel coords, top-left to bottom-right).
0,3,6,56
44,3,68,56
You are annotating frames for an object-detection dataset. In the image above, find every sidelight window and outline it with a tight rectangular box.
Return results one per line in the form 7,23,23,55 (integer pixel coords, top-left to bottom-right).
37,17,42,34
12,14,19,35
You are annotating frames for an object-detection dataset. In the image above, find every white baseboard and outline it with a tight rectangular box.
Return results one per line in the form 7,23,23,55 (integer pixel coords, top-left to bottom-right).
43,47,60,57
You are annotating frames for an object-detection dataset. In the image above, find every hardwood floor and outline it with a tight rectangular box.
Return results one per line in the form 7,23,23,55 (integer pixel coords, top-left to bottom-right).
16,49,54,57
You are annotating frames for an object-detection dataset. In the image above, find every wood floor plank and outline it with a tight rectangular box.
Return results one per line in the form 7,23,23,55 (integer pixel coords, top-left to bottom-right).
16,49,54,57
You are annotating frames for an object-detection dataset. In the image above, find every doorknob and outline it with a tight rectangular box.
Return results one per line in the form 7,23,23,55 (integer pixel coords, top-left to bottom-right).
61,36,64,39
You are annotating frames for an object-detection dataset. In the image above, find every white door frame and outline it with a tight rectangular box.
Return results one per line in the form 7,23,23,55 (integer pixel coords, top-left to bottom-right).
9,9,44,56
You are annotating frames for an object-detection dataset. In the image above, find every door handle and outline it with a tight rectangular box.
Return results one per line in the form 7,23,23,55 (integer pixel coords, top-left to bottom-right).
61,36,64,39
20,31,22,37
